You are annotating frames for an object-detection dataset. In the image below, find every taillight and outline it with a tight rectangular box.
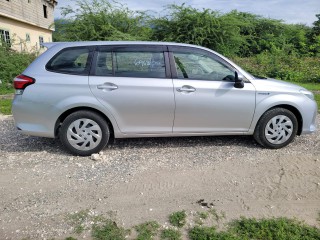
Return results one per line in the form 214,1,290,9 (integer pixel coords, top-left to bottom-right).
14,74,35,90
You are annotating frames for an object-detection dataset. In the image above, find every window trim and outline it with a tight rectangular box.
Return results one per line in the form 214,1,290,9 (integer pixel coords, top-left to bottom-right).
45,46,95,76
90,45,171,79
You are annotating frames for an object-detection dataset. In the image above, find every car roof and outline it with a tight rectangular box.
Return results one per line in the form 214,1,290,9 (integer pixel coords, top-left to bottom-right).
38,41,254,81
42,41,206,50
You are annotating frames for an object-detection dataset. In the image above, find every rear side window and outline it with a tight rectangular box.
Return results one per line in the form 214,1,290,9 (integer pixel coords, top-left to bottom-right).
95,50,113,76
114,52,166,78
46,47,92,75
92,49,166,78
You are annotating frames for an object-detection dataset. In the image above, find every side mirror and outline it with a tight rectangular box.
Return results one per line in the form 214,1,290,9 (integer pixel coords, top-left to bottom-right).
234,71,244,89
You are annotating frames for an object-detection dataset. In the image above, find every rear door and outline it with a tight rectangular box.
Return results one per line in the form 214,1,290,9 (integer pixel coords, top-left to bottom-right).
89,45,175,134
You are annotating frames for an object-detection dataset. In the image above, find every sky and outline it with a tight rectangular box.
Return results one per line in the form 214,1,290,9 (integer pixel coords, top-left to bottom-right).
54,0,320,26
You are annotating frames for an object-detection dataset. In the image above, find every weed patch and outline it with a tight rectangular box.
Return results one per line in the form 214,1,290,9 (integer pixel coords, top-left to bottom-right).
67,210,91,234
229,217,320,240
91,220,127,240
64,209,320,240
135,221,160,240
189,226,240,240
161,228,182,240
169,211,187,228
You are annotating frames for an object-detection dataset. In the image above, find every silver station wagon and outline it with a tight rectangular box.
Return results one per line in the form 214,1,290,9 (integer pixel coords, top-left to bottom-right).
12,41,317,156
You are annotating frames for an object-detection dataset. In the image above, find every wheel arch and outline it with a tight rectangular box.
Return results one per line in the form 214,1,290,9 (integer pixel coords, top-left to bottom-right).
54,107,115,139
256,104,303,135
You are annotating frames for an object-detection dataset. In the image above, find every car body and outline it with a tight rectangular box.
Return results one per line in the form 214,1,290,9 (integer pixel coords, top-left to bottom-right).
12,41,317,155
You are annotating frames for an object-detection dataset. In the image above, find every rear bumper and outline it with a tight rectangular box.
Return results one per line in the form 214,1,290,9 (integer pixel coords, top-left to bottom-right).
12,95,56,138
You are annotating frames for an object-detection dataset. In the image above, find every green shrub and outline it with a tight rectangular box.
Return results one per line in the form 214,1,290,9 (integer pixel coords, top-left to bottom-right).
233,54,320,83
0,46,36,94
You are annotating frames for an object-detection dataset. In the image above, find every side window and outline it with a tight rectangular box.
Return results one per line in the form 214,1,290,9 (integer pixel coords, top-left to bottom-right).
46,47,91,75
114,51,166,78
173,52,234,81
94,50,113,76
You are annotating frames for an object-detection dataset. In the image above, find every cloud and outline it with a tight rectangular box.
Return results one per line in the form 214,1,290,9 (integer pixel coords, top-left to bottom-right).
54,0,320,25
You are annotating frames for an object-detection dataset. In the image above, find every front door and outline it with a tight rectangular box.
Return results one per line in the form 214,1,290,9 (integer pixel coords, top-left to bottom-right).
171,47,256,133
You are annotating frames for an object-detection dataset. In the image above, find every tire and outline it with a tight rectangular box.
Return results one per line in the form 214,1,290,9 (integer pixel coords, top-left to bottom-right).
60,111,110,156
254,108,298,149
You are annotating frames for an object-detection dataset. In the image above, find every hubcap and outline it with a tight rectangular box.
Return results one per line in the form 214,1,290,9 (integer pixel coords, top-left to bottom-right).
67,118,102,151
265,115,293,144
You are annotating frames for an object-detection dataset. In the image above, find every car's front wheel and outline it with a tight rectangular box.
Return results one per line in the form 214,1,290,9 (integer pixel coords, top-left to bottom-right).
60,111,110,156
254,108,298,149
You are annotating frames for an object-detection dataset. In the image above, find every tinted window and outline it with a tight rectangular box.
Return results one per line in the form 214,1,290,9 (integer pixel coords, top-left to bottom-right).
173,52,234,81
114,51,166,78
95,50,113,76
46,47,91,75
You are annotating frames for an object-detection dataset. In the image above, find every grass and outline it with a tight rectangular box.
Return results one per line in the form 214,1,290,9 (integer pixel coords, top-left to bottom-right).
198,211,209,220
194,211,210,226
189,226,239,240
135,221,160,240
0,99,12,115
67,210,91,234
314,93,320,108
295,82,320,91
64,209,320,240
161,228,182,240
169,211,187,228
209,208,226,222
91,220,127,240
229,217,320,240
0,88,14,95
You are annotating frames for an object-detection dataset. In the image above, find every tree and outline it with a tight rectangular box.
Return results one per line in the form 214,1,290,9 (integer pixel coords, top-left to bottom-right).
308,13,320,55
53,0,152,42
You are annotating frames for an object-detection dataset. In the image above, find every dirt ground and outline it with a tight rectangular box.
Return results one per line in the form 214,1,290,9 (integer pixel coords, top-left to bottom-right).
0,115,319,239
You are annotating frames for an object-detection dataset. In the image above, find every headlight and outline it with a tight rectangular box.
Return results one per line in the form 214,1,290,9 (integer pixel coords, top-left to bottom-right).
299,89,314,100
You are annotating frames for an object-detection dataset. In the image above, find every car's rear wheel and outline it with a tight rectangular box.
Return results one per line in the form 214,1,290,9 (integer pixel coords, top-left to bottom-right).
60,111,109,156
254,108,298,149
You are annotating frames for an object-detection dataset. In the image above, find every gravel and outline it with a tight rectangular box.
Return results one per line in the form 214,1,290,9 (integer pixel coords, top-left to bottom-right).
0,115,319,239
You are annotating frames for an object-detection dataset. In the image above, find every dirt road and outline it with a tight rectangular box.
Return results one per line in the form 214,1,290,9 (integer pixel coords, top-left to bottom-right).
0,115,319,239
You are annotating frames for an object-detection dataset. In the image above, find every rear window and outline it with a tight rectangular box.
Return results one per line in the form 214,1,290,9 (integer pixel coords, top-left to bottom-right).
46,47,92,75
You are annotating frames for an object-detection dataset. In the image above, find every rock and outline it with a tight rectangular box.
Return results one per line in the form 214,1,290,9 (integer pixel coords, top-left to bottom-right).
90,154,101,161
